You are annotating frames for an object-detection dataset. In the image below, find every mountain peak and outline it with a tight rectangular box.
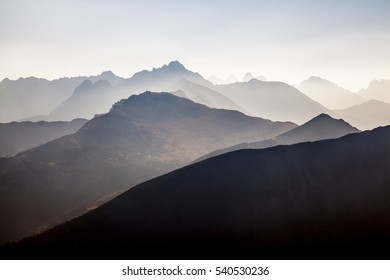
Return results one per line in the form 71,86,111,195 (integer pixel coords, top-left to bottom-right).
99,70,115,77
303,76,330,84
243,72,254,82
275,113,359,144
164,61,187,71
304,113,355,129
311,113,334,121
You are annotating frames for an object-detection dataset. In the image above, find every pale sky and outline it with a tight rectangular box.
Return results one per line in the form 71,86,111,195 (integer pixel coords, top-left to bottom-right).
0,0,389,91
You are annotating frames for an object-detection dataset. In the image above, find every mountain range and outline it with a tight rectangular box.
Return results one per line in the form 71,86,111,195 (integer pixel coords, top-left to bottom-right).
38,61,216,121
215,79,331,124
0,119,87,157
169,79,247,113
358,79,390,103
2,61,389,131
5,124,390,259
299,76,365,110
195,113,359,162
335,99,390,130
0,71,123,122
0,92,295,244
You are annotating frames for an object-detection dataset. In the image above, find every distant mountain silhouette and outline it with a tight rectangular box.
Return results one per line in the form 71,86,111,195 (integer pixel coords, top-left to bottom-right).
335,99,390,130
275,113,359,144
242,73,267,82
169,79,247,113
195,113,359,162
358,80,390,103
6,125,390,259
242,72,254,82
208,74,239,85
44,61,215,120
207,75,226,85
0,92,294,244
215,79,331,124
256,75,268,81
299,76,365,110
0,119,87,157
0,72,123,122
48,80,116,120
121,60,213,91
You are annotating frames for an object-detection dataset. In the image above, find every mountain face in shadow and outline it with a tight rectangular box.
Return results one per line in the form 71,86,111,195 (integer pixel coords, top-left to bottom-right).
0,92,294,245
358,80,390,103
0,72,123,122
0,119,87,157
299,76,365,110
169,79,247,113
195,113,359,162
274,113,359,144
7,125,390,260
215,79,331,124
335,99,390,130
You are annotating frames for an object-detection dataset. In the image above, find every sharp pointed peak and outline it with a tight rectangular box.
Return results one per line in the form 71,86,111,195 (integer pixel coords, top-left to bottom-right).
163,60,187,71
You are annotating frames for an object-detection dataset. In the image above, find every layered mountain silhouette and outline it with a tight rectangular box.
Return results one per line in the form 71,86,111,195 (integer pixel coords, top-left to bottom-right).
0,72,123,122
0,92,294,244
195,113,359,162
335,99,390,130
48,80,116,120
6,125,390,259
169,79,247,113
43,61,217,121
215,79,331,124
208,74,239,85
121,61,213,91
299,76,365,110
242,72,255,82
358,79,390,103
274,113,359,144
0,119,87,157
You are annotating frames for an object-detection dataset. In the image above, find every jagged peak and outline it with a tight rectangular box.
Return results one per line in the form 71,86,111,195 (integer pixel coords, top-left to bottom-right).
163,60,187,71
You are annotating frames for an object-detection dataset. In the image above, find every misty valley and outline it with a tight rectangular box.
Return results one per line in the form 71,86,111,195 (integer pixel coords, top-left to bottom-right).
1,61,390,259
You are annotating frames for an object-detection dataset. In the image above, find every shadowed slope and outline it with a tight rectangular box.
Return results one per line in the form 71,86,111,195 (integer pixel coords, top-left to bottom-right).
0,119,87,157
0,92,294,244
195,113,359,162
6,125,390,259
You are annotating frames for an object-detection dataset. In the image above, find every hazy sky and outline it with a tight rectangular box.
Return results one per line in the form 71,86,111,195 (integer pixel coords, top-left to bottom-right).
1,0,389,91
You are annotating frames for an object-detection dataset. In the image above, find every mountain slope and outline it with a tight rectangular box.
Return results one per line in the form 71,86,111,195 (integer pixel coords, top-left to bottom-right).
195,113,359,162
8,125,390,259
335,99,390,130
169,79,247,113
0,92,295,244
45,61,215,120
275,113,359,144
0,119,87,157
358,79,390,103
121,60,213,91
215,79,331,124
0,72,123,122
48,80,117,120
299,76,365,109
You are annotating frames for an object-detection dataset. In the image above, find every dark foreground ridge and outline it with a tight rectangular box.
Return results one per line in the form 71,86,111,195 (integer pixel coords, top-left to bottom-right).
3,126,390,260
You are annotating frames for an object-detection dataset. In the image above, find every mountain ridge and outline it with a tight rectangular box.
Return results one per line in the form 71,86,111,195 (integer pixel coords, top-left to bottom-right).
195,113,359,162
0,91,295,244
5,125,390,259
